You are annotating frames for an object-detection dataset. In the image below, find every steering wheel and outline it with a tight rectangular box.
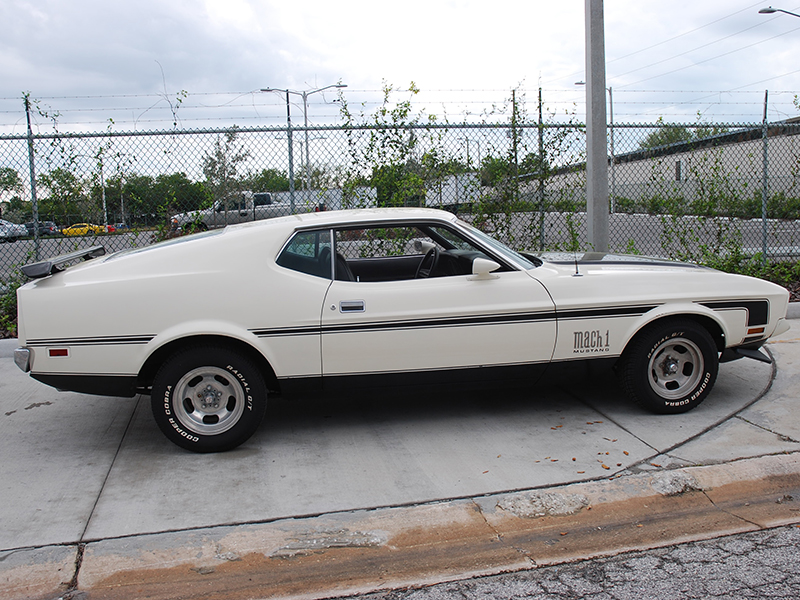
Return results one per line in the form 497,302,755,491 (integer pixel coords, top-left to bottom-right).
415,247,440,278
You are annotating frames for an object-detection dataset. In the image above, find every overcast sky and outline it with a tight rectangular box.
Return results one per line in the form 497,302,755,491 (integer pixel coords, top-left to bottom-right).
1,0,799,132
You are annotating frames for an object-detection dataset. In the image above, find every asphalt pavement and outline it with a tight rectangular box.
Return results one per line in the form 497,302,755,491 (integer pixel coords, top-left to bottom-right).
2,307,800,600
352,525,800,599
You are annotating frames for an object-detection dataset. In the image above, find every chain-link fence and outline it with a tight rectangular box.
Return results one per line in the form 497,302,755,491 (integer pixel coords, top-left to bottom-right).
1,120,799,280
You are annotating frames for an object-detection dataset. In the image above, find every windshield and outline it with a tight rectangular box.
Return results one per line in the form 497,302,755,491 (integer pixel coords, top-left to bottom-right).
458,220,538,270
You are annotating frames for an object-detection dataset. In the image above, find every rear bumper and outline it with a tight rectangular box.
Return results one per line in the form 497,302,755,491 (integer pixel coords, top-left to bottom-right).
14,348,30,372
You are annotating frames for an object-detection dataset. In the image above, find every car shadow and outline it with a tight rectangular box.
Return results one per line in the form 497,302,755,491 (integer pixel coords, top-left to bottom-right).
261,360,623,434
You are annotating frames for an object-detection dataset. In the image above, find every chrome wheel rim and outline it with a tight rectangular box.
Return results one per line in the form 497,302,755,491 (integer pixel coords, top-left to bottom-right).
173,366,245,436
647,337,704,400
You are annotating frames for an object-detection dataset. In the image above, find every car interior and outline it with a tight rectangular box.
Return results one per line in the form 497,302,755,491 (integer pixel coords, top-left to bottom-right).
277,223,508,283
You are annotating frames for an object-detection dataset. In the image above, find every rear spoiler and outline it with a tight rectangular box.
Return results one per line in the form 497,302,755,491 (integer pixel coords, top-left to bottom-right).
21,246,106,279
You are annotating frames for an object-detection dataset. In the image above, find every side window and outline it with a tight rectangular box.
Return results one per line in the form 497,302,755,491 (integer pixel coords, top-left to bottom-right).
254,193,272,206
332,224,492,282
335,226,433,261
276,230,332,279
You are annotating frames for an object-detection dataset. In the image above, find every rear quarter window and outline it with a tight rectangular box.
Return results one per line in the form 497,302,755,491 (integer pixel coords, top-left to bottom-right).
276,230,332,279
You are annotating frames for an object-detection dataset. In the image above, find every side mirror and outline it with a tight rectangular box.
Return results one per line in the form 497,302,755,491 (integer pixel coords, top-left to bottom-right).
469,258,501,280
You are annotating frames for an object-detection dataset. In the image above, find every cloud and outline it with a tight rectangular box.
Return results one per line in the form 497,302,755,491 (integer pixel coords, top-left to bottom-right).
1,0,798,131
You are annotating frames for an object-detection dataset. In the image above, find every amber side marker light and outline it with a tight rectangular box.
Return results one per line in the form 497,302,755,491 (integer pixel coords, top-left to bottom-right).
747,327,766,336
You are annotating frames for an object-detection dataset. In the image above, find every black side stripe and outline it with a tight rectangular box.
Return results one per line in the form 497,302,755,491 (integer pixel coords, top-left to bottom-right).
250,326,321,338
325,312,557,334
699,300,769,327
557,305,659,320
252,305,657,338
27,335,155,347
252,312,556,337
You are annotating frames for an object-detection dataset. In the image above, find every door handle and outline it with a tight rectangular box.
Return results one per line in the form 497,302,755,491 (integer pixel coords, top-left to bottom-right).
339,300,366,313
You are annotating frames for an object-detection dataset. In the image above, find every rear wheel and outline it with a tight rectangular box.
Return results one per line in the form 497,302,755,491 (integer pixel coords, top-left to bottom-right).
151,345,267,452
618,319,718,414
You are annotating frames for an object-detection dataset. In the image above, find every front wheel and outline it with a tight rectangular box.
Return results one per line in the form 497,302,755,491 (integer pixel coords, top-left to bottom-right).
618,319,718,414
151,345,267,452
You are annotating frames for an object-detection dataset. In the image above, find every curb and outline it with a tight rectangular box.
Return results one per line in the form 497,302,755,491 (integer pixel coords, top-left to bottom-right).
788,303,800,320
5,452,800,600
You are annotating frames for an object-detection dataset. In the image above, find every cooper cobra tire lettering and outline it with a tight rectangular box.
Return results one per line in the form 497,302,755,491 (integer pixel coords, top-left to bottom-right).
618,319,718,415
167,417,199,443
151,345,268,453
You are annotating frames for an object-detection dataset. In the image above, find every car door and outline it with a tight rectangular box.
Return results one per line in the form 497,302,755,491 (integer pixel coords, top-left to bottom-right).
320,225,556,388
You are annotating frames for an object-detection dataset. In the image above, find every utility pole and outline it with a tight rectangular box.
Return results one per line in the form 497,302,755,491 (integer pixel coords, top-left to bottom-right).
585,0,610,252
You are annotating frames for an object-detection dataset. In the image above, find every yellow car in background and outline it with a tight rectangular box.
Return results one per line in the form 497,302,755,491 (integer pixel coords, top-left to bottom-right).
62,223,105,236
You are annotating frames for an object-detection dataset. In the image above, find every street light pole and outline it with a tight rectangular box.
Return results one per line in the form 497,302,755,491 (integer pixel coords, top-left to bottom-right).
99,152,107,227
261,84,347,213
608,86,615,214
76,151,107,228
759,6,800,17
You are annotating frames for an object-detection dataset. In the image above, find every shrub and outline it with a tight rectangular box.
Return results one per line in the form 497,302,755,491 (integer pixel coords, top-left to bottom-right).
0,271,23,338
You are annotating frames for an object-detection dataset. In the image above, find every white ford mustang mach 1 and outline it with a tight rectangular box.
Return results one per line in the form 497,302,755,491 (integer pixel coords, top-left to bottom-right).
14,208,791,452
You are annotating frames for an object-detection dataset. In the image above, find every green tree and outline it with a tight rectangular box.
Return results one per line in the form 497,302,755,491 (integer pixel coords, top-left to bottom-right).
245,168,290,192
480,155,511,187
155,173,209,214
118,172,210,226
339,81,433,207
120,174,158,223
371,163,426,207
640,118,694,150
2,197,32,222
0,167,24,220
37,167,88,225
0,167,22,195
640,115,729,150
202,128,251,208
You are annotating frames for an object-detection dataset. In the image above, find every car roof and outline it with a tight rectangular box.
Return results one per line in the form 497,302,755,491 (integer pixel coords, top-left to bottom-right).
232,207,460,234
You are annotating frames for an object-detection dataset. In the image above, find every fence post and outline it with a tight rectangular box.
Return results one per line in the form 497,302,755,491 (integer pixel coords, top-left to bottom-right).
538,88,546,250
761,90,769,265
24,95,40,261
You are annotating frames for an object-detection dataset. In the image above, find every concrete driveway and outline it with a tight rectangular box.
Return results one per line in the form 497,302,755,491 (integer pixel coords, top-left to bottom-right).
2,317,800,599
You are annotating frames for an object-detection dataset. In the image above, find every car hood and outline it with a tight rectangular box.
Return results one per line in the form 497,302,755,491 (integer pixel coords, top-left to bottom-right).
526,251,789,323
535,252,708,271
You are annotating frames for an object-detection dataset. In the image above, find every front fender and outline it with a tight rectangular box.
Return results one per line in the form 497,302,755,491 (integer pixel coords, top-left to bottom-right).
553,303,736,362
620,303,740,353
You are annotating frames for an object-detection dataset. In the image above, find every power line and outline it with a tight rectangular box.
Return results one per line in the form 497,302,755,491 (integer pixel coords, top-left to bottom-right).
608,15,778,83
617,24,800,88
607,1,766,66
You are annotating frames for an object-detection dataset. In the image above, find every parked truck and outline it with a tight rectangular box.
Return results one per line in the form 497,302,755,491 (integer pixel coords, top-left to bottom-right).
170,191,310,233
